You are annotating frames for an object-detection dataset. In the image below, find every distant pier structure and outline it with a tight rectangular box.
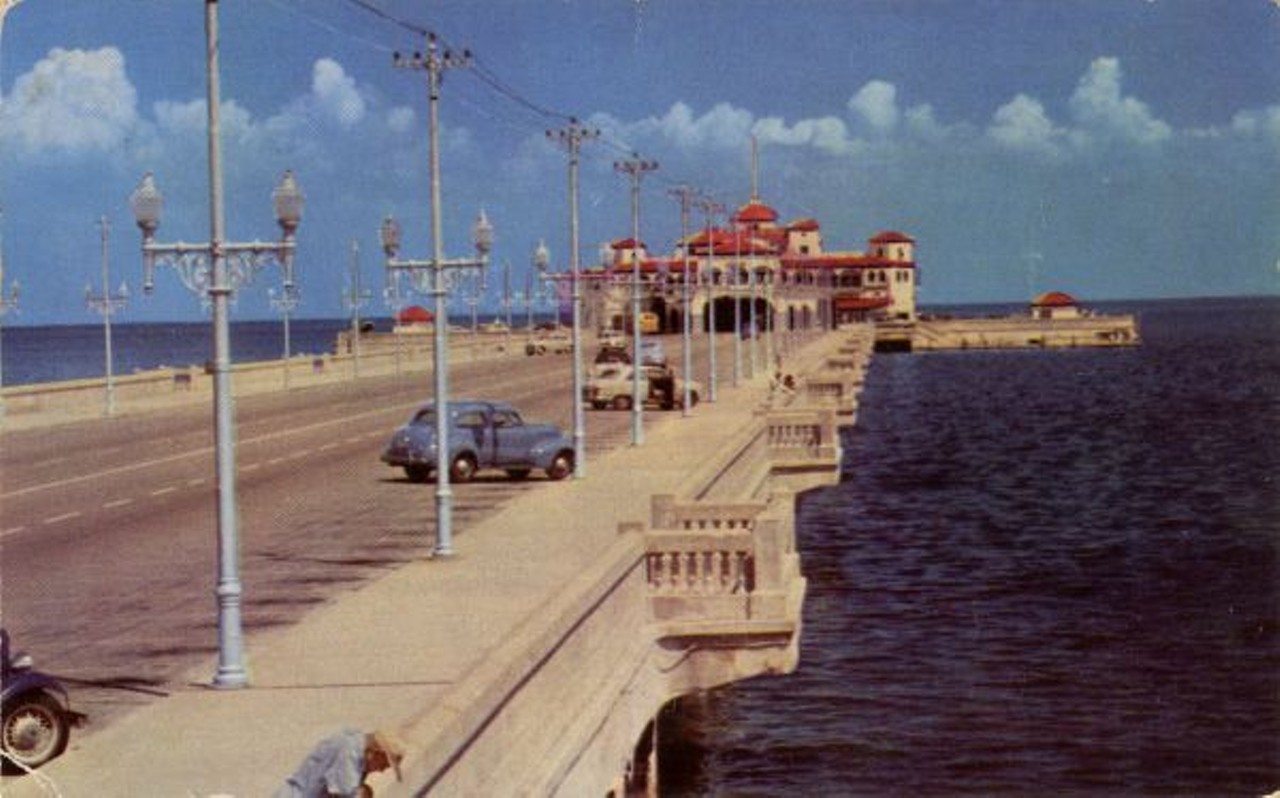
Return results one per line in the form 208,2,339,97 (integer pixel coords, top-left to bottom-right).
878,290,1140,353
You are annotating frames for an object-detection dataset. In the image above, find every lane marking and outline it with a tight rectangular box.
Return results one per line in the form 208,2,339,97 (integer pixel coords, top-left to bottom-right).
1,403,415,501
150,486,177,497
1,526,28,538
187,478,206,487
43,511,82,525
103,498,134,509
3,359,573,502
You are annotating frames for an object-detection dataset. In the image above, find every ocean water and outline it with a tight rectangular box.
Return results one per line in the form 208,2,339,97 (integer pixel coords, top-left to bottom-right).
661,297,1280,796
0,313,556,387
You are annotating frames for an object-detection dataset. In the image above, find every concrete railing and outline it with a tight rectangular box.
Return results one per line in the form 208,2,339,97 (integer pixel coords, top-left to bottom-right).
377,330,870,796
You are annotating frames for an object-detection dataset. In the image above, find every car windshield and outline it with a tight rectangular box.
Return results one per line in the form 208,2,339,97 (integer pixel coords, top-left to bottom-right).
411,408,436,425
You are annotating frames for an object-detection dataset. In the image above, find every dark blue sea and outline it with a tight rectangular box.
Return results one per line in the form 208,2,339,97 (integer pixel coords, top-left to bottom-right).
0,313,555,386
662,296,1280,796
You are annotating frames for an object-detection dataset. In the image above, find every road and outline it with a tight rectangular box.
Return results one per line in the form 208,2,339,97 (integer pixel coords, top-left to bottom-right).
0,332,762,737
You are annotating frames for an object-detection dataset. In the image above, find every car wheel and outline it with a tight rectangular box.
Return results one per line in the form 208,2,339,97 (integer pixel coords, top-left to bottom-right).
591,401,607,410
611,395,632,411
404,465,431,483
546,451,573,481
506,468,532,480
1,692,69,774
685,391,700,409
450,453,478,483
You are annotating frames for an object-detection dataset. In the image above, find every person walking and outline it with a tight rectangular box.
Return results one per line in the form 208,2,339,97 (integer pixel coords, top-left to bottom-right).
275,728,407,798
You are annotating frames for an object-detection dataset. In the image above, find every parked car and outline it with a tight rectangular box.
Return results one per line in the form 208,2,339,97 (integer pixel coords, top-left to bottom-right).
525,329,573,356
381,400,575,482
592,339,667,366
583,363,701,411
1,629,86,773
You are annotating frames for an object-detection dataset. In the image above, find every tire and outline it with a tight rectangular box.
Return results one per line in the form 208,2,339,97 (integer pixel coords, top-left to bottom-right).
688,391,700,408
404,465,431,483
546,451,573,481
591,401,607,410
1,692,69,773
449,453,478,483
506,468,532,480
611,395,632,411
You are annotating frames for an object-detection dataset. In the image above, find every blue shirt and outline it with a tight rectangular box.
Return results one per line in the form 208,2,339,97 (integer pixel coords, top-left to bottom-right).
275,728,366,798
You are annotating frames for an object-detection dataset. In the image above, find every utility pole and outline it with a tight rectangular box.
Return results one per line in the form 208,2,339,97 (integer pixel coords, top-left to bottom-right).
547,118,598,477
613,155,659,446
385,33,491,558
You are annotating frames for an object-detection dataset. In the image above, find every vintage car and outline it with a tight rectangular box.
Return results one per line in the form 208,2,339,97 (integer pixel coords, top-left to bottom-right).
583,363,701,411
381,400,575,482
525,329,573,356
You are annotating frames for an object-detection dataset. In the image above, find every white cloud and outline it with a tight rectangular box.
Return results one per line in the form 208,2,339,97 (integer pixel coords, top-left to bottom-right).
2,47,137,156
311,58,365,128
848,80,899,133
1230,105,1280,147
753,115,859,156
1069,57,1171,145
989,94,1063,156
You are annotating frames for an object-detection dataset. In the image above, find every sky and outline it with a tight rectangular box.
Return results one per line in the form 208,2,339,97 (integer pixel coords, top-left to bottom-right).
1,0,1278,325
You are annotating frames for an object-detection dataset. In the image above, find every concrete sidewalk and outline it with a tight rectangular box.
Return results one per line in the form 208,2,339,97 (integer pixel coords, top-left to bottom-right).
2,335,839,797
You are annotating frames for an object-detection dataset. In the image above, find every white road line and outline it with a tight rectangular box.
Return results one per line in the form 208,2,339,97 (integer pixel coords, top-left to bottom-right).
43,511,82,525
103,498,134,509
150,486,177,497
2,402,417,501
1,526,28,538
241,463,261,472
319,443,339,452
187,478,206,487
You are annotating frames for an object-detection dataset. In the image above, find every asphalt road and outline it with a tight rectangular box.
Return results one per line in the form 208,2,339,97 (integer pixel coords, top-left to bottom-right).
0,333,757,738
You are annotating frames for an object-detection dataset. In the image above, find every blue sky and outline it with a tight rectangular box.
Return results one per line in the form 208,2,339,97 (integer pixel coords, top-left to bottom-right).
1,0,1278,324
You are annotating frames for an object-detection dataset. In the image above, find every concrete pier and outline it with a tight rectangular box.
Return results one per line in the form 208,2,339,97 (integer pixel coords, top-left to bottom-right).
2,328,872,797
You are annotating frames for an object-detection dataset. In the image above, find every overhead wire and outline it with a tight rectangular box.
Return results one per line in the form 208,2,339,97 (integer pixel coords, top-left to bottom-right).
289,0,740,224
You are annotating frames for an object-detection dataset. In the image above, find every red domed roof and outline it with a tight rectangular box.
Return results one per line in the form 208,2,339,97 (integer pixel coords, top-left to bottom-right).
1032,291,1077,307
870,230,915,244
733,201,779,224
610,237,646,251
398,305,433,324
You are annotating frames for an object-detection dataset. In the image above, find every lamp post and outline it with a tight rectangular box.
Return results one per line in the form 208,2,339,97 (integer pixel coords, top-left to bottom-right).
343,240,372,378
381,211,490,558
131,150,300,704
0,211,18,426
267,283,299,389
697,198,723,402
614,155,658,446
748,256,759,378
732,230,743,387
85,216,129,416
668,185,697,417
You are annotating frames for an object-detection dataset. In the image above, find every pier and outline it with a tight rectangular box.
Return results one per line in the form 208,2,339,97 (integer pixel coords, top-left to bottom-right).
2,327,870,796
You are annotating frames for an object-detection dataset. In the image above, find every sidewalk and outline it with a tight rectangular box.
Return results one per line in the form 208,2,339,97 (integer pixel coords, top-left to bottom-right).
2,337,838,797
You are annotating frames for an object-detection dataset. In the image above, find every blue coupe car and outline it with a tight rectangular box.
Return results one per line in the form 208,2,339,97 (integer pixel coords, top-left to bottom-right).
381,400,575,483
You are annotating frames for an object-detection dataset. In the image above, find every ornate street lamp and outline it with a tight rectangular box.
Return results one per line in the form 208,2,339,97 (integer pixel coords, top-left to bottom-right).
129,0,303,687
85,216,129,416
0,212,18,425
130,166,301,689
